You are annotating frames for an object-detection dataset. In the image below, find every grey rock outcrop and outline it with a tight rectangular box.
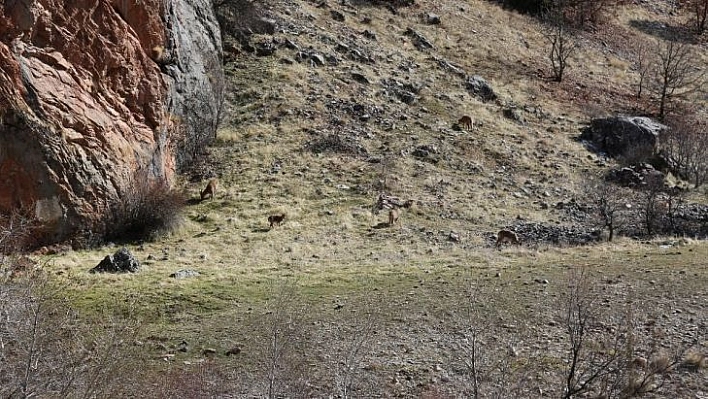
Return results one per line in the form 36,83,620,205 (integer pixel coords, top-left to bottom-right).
465,75,497,102
0,0,223,246
163,0,224,169
581,116,667,159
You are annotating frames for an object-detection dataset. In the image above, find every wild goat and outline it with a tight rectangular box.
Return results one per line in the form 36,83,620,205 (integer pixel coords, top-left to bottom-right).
495,229,520,249
372,194,413,227
268,213,286,229
201,179,217,201
458,115,474,131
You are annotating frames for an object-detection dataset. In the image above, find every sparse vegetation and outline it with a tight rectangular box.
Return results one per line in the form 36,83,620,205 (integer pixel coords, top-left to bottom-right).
6,0,707,396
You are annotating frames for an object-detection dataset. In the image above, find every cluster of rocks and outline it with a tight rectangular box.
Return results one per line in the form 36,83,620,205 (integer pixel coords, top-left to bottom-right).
90,248,141,274
605,163,664,188
498,222,602,247
90,248,204,277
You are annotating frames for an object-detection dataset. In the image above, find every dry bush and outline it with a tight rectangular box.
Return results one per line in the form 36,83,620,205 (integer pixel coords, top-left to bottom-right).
0,210,37,255
543,3,580,82
445,279,533,398
305,133,368,158
155,360,235,398
349,0,416,9
0,271,142,398
92,174,186,247
501,0,623,26
257,280,314,399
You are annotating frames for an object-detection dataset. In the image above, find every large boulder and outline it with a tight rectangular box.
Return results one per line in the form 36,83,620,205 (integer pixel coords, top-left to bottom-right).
90,247,141,273
0,0,222,246
581,116,667,159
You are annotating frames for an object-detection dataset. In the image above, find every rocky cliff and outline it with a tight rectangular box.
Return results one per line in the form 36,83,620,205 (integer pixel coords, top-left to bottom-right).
0,0,222,246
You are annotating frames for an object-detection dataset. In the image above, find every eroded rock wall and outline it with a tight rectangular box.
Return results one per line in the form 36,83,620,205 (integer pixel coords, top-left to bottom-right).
0,0,222,245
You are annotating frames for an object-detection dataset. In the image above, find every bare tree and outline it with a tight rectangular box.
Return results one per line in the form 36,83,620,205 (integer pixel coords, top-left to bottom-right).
633,41,654,100
662,114,708,188
562,269,620,399
564,0,624,28
679,0,708,33
543,1,580,82
0,271,141,398
331,297,379,399
586,176,631,241
651,39,705,119
260,280,312,399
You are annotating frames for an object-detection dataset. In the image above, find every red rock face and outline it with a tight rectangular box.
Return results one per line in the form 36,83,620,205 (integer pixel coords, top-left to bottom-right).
0,0,187,245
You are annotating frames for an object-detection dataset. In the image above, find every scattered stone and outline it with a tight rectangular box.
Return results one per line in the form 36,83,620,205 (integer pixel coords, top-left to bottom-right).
170,269,200,279
404,27,433,51
331,10,345,22
177,340,189,353
605,163,664,188
226,346,242,356
465,75,497,102
351,72,370,84
424,13,441,25
448,232,461,242
412,144,439,163
90,247,141,273
203,348,217,356
255,40,277,57
362,29,377,40
503,107,526,124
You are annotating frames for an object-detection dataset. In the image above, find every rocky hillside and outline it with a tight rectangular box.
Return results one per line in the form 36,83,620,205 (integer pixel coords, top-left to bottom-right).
212,0,706,245
0,0,222,245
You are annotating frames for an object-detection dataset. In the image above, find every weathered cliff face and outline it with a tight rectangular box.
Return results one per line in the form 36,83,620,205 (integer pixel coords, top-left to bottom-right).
0,0,222,246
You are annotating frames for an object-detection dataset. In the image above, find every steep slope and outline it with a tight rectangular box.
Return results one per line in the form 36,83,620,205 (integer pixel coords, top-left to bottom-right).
0,0,222,245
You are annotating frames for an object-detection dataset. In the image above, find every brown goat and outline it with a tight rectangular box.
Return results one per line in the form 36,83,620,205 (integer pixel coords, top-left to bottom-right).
268,213,286,229
495,229,520,249
458,115,474,131
200,179,217,201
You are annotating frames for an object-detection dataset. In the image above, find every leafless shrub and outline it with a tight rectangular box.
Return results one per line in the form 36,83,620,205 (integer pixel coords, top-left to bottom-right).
0,271,141,398
559,269,699,399
447,279,532,398
639,176,666,236
662,113,708,188
563,0,625,28
543,1,580,82
259,280,313,399
633,41,654,100
0,209,37,255
156,360,233,398
90,172,186,247
329,294,380,398
585,176,633,241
